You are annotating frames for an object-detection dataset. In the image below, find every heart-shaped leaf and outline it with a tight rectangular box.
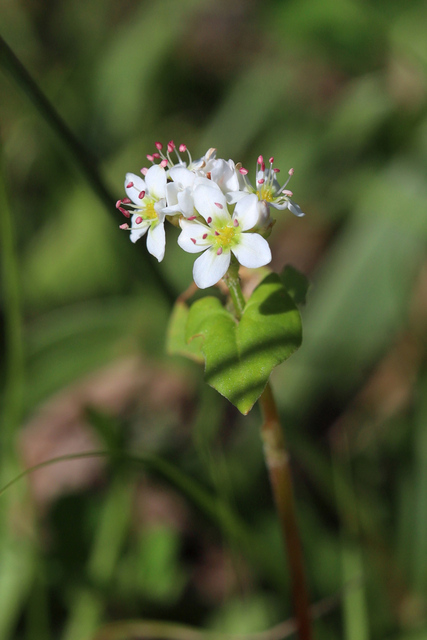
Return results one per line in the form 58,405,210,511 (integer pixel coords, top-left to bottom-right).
166,299,204,363
186,273,302,414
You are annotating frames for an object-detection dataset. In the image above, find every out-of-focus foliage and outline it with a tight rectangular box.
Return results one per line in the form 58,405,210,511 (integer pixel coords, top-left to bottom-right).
1,0,427,639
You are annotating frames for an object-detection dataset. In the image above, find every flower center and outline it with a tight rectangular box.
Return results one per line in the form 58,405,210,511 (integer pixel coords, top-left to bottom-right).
212,223,237,250
256,184,274,202
142,200,158,221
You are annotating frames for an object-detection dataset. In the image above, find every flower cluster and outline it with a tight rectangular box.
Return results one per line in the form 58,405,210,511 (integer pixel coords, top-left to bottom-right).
117,141,305,289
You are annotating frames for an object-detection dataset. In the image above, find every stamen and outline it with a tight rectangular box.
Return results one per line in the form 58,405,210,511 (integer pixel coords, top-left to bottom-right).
257,155,263,165
135,216,143,224
155,142,163,150
118,207,130,218
191,238,196,244
214,202,223,209
140,168,148,175
167,140,175,153
289,168,294,176
119,223,129,229
152,152,161,159
217,247,223,255
115,199,122,209
187,215,197,220
273,168,280,173
207,217,212,224
258,178,265,184
126,181,134,188
202,233,208,239
282,190,293,196
206,172,212,179
233,219,239,227
146,155,154,162
138,191,145,199
179,144,187,152
160,159,168,168
239,167,249,175
215,231,220,236
269,156,274,164
122,198,131,204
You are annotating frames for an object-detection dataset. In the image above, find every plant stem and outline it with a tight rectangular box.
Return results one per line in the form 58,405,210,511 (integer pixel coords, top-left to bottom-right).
259,382,313,640
223,258,246,320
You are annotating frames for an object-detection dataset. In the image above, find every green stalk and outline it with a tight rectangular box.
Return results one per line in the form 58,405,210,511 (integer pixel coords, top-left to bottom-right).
225,270,313,640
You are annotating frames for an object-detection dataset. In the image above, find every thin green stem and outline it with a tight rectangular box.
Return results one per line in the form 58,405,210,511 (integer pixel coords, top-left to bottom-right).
0,33,175,304
223,258,246,320
259,383,313,640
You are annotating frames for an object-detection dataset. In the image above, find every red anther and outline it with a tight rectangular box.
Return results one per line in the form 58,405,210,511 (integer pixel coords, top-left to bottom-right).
187,215,197,220
207,217,212,224
122,198,131,204
138,191,145,199
167,140,175,153
119,223,129,229
135,216,143,225
269,156,274,164
202,233,208,239
126,181,134,188
146,155,154,162
160,159,168,168
191,238,196,244
152,152,161,159
179,144,187,152
257,155,263,164
217,247,223,255
214,202,223,209
206,172,212,179
258,178,265,184
239,167,249,175
119,207,130,218
288,168,294,175
282,189,293,196
115,199,122,209
273,168,280,173
155,141,163,150
233,219,239,227
215,231,220,236
261,162,266,172
141,167,148,175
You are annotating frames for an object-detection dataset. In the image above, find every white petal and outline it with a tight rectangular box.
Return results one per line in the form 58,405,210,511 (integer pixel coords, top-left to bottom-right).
226,190,250,204
166,182,179,207
145,165,167,200
169,166,195,189
193,185,229,225
125,173,146,204
234,194,259,231
288,200,305,217
193,248,231,289
211,159,240,193
178,219,210,253
232,233,272,268
146,222,166,261
130,221,149,243
177,188,195,218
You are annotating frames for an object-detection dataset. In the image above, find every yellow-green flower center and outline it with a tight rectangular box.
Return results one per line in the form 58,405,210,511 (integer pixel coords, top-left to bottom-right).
212,223,238,250
143,200,158,221
256,184,274,202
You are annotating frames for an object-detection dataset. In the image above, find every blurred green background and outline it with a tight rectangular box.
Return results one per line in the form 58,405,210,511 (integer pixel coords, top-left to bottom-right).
1,0,427,638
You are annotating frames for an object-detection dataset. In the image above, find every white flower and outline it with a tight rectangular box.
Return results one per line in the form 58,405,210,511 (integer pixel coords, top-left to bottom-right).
119,164,168,261
177,186,271,289
163,167,215,218
227,156,305,217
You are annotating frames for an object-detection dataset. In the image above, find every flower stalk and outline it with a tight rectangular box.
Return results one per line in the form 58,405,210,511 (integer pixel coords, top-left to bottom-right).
259,383,313,640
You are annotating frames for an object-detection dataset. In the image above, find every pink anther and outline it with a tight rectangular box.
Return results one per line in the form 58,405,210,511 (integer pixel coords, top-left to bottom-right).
282,190,293,197
179,144,187,152
257,155,263,164
239,167,249,175
288,168,294,176
269,156,274,164
141,167,148,175
160,159,168,168
138,191,145,199
135,216,143,225
126,181,134,188
152,153,160,159
167,140,175,153
215,231,220,236
258,178,265,184
187,216,197,221
119,207,130,218
146,155,154,162
119,223,129,229
191,238,196,244
207,217,212,224
202,233,208,239
233,219,239,227
214,202,223,209
217,247,223,255
155,141,163,150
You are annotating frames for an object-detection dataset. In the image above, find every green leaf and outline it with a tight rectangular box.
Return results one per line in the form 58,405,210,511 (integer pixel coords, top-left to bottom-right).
186,273,302,414
166,299,204,363
280,264,310,306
